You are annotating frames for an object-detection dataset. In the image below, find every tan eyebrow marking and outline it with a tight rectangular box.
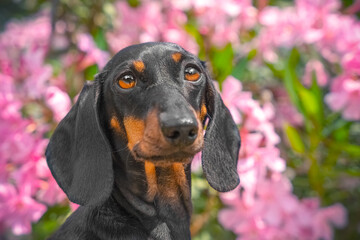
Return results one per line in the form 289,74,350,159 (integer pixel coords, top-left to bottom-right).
133,60,145,72
171,52,182,63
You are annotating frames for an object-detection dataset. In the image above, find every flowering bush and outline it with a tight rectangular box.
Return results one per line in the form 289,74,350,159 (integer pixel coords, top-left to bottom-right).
0,0,359,239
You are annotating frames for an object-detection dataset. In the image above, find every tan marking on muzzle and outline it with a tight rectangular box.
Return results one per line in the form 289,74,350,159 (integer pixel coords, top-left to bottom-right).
200,103,207,121
136,110,168,156
110,116,123,135
123,117,145,150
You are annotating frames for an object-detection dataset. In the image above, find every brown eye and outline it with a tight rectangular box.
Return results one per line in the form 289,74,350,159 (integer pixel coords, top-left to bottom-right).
184,67,201,81
118,74,136,89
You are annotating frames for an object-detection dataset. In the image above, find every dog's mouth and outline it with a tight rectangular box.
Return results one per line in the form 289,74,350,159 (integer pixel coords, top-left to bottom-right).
132,142,203,164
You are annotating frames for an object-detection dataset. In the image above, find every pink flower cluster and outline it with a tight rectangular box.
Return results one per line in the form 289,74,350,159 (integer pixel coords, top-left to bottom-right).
0,15,70,235
172,0,257,48
325,51,360,120
106,0,256,53
107,0,198,54
257,0,360,120
63,33,110,72
1,0,356,237
218,76,347,240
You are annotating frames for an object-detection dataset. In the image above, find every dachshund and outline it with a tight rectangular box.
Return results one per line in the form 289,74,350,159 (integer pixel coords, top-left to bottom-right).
46,42,240,240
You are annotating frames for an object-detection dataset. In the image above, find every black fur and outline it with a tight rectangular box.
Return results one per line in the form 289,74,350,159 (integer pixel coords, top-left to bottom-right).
46,42,240,240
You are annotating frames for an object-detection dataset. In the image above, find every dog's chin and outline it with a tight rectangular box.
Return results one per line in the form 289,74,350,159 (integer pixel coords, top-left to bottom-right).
132,144,202,166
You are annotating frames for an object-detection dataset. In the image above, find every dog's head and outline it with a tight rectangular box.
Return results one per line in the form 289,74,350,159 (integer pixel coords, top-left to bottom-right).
46,42,240,206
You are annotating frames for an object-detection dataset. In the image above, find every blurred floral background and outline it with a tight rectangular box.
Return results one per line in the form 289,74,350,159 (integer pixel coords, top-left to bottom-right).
0,0,360,239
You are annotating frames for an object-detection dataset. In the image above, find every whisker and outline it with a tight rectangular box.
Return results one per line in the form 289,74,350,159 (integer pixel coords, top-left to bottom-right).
112,145,129,153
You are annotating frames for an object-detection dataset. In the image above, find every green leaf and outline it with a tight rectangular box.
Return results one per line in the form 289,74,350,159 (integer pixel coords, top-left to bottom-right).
322,117,348,137
284,48,302,112
94,28,109,51
127,0,141,7
342,144,360,157
210,44,234,86
333,125,350,141
345,169,360,177
298,87,319,116
265,62,284,79
327,141,360,157
231,49,257,80
231,57,247,80
308,157,324,196
284,124,305,153
184,23,206,60
32,204,71,240
84,64,99,80
310,75,324,123
247,49,257,60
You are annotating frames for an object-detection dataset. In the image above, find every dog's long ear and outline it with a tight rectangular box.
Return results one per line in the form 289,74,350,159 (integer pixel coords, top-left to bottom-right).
201,77,241,192
46,77,113,206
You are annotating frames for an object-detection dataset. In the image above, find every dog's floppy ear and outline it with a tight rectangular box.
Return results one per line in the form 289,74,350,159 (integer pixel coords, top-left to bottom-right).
201,76,241,192
46,76,113,206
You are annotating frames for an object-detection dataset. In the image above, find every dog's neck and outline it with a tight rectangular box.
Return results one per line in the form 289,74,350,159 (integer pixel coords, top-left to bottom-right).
111,152,193,238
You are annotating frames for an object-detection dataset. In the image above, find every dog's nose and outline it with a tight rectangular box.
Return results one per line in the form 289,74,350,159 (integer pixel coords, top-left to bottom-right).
160,114,198,146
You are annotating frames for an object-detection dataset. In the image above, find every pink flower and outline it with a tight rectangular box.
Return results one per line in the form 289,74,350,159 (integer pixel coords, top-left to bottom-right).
76,33,110,70
256,0,360,66
106,1,163,52
191,152,202,172
221,76,280,146
0,183,46,235
0,14,51,78
36,158,67,205
220,76,249,124
325,74,360,121
342,50,360,74
254,174,299,226
286,198,347,240
231,130,285,210
37,176,66,205
162,9,198,54
22,49,53,99
217,73,346,239
219,174,347,240
258,7,303,52
107,1,198,54
0,120,36,164
313,204,347,240
0,14,70,236
0,74,22,120
273,88,304,128
219,174,299,239
0,15,54,99
303,60,328,87
192,0,257,48
70,202,80,212
317,14,360,61
45,86,72,122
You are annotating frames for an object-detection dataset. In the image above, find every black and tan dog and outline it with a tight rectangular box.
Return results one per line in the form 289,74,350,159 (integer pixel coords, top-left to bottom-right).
46,42,240,240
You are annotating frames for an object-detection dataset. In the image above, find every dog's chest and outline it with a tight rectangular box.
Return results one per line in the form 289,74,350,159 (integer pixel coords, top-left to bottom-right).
144,162,190,204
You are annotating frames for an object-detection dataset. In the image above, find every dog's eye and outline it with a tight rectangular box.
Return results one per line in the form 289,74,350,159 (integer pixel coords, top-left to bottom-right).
118,74,136,89
184,67,201,82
